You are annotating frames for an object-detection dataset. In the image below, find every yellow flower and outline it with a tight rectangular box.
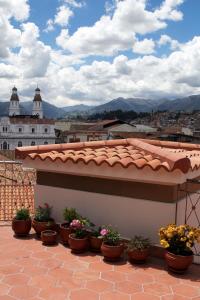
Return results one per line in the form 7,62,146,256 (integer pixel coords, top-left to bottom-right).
160,239,169,248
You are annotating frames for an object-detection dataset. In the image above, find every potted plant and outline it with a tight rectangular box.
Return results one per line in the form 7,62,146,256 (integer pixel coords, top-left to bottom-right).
68,219,89,253
127,236,150,264
41,230,58,245
89,227,103,252
100,225,124,261
12,208,31,236
159,224,200,274
60,208,80,245
32,203,55,237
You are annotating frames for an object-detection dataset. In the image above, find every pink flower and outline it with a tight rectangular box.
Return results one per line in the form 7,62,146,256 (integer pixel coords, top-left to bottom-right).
100,229,108,236
44,203,49,208
70,219,82,229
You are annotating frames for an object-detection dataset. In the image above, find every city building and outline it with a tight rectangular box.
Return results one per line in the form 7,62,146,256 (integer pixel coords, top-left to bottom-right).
0,87,55,150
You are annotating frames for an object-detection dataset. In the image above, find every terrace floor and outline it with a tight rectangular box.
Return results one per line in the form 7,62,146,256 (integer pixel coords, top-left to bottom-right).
0,226,199,300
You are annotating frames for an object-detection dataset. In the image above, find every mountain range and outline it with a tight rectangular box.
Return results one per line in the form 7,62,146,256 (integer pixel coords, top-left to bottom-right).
0,94,200,118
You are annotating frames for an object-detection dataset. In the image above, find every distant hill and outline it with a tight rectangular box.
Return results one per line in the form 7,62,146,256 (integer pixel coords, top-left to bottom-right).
1,94,200,118
89,97,164,114
157,95,200,112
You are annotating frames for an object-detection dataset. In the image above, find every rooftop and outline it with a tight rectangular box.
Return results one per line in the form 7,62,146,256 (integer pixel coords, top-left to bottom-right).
0,226,199,300
16,138,200,174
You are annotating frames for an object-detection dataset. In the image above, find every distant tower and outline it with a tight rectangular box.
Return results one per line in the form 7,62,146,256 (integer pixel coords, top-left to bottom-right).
32,87,43,119
9,86,20,116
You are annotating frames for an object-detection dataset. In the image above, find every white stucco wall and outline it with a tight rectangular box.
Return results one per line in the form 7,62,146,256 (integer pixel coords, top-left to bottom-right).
35,184,175,244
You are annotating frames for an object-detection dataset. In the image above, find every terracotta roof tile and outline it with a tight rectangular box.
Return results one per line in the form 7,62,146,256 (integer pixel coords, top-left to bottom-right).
15,138,200,174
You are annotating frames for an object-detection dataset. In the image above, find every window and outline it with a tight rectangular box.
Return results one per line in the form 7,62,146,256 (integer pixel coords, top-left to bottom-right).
19,128,22,133
3,141,8,150
3,127,7,132
31,128,35,133
44,141,48,145
44,128,48,133
18,141,22,147
31,141,35,146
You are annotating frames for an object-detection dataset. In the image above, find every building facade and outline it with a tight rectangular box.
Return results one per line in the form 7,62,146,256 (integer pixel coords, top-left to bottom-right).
0,87,55,150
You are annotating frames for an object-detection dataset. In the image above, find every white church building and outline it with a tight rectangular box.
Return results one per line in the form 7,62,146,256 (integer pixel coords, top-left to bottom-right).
0,87,56,150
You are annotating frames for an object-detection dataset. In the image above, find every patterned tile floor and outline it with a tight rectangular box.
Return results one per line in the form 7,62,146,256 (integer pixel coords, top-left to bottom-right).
0,226,199,300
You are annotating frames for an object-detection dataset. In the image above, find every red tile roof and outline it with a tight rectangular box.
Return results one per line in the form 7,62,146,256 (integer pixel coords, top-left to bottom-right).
15,138,200,174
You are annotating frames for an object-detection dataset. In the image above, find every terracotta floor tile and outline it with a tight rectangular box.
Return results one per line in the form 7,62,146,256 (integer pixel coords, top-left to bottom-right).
131,292,160,300
101,270,127,283
155,273,181,285
0,296,16,300
39,258,63,269
74,270,100,281
29,274,56,289
128,271,154,284
70,288,99,300
161,295,189,300
144,282,172,296
39,286,69,300
100,290,130,300
0,283,10,296
32,250,54,259
172,284,200,298
3,273,30,286
64,259,88,271
89,261,114,272
22,265,47,276
86,279,113,292
48,267,73,282
0,264,23,275
9,285,39,299
116,280,142,294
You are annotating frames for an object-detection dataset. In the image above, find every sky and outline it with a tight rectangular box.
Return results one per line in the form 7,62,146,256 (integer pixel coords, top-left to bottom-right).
0,0,200,107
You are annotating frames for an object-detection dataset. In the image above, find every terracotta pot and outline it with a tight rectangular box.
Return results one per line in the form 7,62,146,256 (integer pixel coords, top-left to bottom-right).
32,219,55,237
101,242,124,261
165,251,193,274
60,223,72,245
12,218,32,236
68,234,89,253
90,236,103,252
128,248,150,264
41,230,58,245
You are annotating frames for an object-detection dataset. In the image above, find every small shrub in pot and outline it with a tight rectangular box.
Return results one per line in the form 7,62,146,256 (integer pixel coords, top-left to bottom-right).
68,219,89,253
89,227,103,252
12,208,31,236
159,224,200,274
32,203,55,237
127,236,150,264
100,225,124,261
60,208,81,245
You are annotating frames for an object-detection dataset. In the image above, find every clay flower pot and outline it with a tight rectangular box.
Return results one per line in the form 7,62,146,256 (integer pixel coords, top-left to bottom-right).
60,223,72,245
41,230,58,245
128,248,150,264
12,218,32,236
101,242,124,261
68,234,89,253
90,236,103,252
32,219,55,237
165,251,193,274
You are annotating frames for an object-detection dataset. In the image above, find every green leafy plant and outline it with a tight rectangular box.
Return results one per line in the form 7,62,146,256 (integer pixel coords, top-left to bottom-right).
127,236,150,251
100,225,121,246
90,226,102,238
34,203,52,222
15,208,30,220
63,208,81,224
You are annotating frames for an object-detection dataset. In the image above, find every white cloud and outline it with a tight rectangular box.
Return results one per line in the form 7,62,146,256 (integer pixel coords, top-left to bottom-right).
155,0,184,21
133,38,155,54
56,0,184,57
54,5,74,27
0,0,29,58
17,23,51,78
63,0,85,8
158,34,181,50
44,19,54,33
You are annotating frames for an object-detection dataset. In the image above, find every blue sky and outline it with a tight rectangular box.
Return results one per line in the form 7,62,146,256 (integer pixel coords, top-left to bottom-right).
0,0,200,106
